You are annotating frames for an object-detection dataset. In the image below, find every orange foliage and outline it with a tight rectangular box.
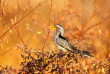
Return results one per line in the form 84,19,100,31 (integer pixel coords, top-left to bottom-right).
0,0,110,73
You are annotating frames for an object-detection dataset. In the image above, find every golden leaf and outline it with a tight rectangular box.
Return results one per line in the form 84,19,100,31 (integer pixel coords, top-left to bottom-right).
9,30,13,33
1,43,3,49
37,32,41,34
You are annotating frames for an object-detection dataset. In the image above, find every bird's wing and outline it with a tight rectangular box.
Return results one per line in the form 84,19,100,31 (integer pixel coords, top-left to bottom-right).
56,38,72,52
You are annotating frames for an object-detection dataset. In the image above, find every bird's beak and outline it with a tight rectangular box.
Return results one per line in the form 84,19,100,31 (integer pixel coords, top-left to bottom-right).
49,26,56,30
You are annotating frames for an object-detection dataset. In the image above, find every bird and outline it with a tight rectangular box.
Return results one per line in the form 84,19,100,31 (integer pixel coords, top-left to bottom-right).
49,24,77,52
49,24,93,57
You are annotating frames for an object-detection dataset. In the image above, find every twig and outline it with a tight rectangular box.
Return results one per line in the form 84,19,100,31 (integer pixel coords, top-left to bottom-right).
1,1,12,18
42,29,50,51
60,0,65,19
17,0,20,12
0,49,12,56
0,0,1,16
0,0,47,39
94,60,110,71
77,0,105,38
16,27,26,47
80,15,110,37
41,0,53,51
38,52,66,73
49,0,52,25
17,0,22,18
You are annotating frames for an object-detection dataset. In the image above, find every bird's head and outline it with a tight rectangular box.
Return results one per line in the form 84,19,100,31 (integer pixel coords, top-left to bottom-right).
49,24,64,35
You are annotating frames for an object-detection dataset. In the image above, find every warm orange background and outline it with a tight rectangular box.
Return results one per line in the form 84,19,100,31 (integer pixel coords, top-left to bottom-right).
0,0,110,72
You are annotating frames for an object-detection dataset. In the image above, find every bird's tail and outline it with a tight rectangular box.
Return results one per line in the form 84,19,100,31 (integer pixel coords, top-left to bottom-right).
70,45,93,57
75,50,94,57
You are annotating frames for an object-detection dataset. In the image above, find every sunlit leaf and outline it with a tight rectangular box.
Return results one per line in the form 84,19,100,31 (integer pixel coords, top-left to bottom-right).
37,32,41,34
9,30,13,33
1,43,3,49
26,23,30,29
11,19,14,24
15,17,17,23
14,47,18,50
99,30,102,34
102,68,105,73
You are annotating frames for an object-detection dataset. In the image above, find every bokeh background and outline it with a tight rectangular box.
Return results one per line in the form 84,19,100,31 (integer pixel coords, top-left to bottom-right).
0,0,110,73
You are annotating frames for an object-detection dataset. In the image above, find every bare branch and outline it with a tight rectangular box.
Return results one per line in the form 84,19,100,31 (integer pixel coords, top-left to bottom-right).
76,0,105,38
0,0,47,39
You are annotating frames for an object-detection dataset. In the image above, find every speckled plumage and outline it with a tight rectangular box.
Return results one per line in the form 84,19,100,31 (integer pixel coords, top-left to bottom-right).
54,24,76,52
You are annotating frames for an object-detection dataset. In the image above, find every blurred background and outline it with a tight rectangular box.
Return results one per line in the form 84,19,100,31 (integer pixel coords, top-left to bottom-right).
0,0,110,73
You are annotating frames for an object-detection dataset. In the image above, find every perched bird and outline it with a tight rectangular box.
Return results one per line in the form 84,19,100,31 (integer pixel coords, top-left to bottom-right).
49,24,77,52
49,24,93,57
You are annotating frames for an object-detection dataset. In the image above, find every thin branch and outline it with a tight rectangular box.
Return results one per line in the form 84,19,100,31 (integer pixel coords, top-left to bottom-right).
16,27,26,47
42,29,50,51
60,0,65,18
49,0,52,25
0,49,12,56
0,0,1,16
77,0,105,38
41,0,53,51
1,1,12,18
0,0,47,39
80,15,110,37
17,0,20,12
17,0,22,18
